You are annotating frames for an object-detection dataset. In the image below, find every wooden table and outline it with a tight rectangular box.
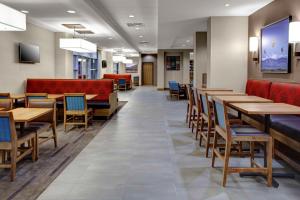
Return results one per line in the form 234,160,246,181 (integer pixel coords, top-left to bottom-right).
0,108,4,111
11,108,53,123
198,88,233,92
11,94,97,100
229,102,300,187
85,94,97,100
10,94,25,100
214,95,273,103
205,91,246,96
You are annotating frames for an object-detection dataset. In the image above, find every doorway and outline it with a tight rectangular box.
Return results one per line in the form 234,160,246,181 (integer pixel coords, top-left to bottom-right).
142,62,154,85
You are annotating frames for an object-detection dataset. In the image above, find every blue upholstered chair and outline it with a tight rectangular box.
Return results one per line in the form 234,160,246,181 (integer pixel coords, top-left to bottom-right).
0,112,36,181
118,79,127,91
25,93,48,107
63,93,93,132
168,80,181,99
211,98,273,187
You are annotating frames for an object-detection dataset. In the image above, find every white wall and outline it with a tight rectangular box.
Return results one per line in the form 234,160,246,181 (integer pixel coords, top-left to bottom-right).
100,50,113,78
55,32,73,78
157,50,165,89
0,23,55,93
194,32,208,88
208,17,248,92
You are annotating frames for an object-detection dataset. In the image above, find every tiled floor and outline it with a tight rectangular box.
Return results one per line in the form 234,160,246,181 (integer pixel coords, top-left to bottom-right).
38,86,300,200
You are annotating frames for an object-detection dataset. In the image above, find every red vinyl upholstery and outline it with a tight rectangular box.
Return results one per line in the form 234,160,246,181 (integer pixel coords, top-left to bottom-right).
103,74,131,84
246,79,272,98
26,79,114,102
269,82,300,107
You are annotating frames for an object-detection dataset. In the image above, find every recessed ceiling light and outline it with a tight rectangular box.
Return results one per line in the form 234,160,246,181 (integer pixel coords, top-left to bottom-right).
67,10,76,14
129,15,135,18
182,44,186,47
21,10,29,14
108,37,113,40
186,40,190,43
139,35,143,38
225,3,230,7
135,27,140,30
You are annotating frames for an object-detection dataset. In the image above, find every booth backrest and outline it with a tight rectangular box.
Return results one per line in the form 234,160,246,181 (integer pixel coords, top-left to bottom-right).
246,79,272,98
269,82,300,107
103,74,131,84
26,79,114,102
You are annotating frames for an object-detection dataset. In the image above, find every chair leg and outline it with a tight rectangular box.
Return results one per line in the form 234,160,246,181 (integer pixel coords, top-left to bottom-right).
199,118,204,147
85,115,88,131
35,134,39,160
186,104,189,123
10,148,17,181
195,113,200,140
205,121,212,158
64,114,67,132
250,142,255,167
32,138,36,162
211,132,218,168
191,110,195,133
266,139,273,187
188,109,193,128
52,124,58,148
222,140,231,187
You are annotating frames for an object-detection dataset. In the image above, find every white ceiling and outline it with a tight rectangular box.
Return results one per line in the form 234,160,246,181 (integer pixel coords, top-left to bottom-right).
0,0,274,53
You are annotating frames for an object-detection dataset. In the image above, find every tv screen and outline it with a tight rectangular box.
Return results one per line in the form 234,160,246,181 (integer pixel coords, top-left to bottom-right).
19,43,40,63
261,17,291,73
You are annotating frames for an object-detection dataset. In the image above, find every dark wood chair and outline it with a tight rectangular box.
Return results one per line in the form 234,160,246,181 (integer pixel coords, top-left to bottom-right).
64,93,93,132
211,98,273,187
25,93,48,107
185,85,195,128
191,88,201,139
0,99,13,111
0,112,36,181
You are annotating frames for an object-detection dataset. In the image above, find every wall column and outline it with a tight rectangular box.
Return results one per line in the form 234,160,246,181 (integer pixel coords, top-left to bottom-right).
55,32,73,78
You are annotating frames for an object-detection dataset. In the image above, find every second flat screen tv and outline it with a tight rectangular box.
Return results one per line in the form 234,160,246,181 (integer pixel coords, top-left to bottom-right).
261,17,291,73
19,43,40,63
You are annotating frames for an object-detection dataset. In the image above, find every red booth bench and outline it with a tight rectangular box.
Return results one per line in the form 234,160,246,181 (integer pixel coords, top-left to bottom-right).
26,79,118,117
103,74,132,89
245,79,300,171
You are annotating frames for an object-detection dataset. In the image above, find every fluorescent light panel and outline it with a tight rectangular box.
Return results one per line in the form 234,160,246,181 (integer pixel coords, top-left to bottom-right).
0,3,26,31
289,22,300,43
60,38,97,53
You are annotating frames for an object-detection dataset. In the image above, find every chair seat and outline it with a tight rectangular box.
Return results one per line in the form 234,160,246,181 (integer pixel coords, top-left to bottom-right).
231,125,268,137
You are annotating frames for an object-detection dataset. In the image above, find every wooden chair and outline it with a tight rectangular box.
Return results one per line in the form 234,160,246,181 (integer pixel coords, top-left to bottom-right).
0,112,36,181
64,93,93,132
191,88,202,139
118,79,127,91
185,85,195,128
0,93,11,99
211,98,273,187
25,93,48,107
27,99,57,159
0,99,13,111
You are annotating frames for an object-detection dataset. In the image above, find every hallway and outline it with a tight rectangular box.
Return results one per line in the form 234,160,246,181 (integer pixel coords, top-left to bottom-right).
38,87,300,200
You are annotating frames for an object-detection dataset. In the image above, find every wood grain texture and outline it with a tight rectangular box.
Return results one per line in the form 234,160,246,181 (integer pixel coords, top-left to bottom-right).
198,88,233,92
205,91,246,96
214,96,273,103
11,108,53,122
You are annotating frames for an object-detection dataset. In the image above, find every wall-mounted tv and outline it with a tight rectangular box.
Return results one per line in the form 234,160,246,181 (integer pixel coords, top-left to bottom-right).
19,43,40,63
261,17,291,73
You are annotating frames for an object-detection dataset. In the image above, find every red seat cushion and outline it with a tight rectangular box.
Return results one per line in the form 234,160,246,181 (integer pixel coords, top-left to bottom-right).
246,80,272,98
269,82,300,106
103,74,131,84
26,79,114,102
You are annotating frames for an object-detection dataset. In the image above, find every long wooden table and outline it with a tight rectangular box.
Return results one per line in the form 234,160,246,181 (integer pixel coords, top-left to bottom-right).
11,108,53,123
229,102,300,187
198,88,233,92
214,95,273,103
205,91,246,96
10,94,97,101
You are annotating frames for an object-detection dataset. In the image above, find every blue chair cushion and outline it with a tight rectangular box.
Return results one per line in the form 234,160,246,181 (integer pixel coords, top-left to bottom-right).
231,125,267,136
88,101,110,109
271,119,300,142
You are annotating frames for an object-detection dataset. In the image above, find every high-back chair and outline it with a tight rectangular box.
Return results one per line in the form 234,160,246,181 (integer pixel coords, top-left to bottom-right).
198,91,215,157
118,79,127,91
0,99,13,111
64,93,93,132
186,85,195,128
211,98,273,187
0,112,36,181
168,81,180,99
27,99,57,159
191,88,202,139
0,93,11,99
25,93,48,107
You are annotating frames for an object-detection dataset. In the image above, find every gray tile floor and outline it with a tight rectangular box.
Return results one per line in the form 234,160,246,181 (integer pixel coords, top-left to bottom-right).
38,86,300,200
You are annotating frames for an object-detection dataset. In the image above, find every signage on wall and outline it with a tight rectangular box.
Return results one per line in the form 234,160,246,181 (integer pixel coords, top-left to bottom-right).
165,56,180,70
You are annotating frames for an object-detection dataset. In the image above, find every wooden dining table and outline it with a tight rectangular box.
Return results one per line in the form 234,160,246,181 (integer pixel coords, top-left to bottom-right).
213,95,273,103
11,107,53,123
229,102,300,187
205,91,246,96
198,88,233,92
11,94,97,101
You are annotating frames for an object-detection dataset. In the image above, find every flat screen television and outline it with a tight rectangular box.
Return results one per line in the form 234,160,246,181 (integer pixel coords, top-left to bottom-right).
19,43,40,63
261,17,291,73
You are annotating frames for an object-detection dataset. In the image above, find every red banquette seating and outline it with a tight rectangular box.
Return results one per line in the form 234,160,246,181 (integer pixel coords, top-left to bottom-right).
26,79,118,117
103,74,132,89
245,79,300,170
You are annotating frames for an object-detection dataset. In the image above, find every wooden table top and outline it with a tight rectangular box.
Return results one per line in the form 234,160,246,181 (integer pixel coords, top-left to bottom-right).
11,108,53,123
11,94,97,100
198,88,233,92
0,108,4,111
10,94,25,99
214,96,273,103
85,94,97,100
205,91,246,96
230,103,300,115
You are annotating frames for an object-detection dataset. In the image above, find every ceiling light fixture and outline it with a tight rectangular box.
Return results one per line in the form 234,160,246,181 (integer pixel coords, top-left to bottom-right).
225,3,230,7
67,10,76,14
21,10,29,14
135,27,140,30
129,15,135,18
60,38,97,53
0,3,26,31
108,37,113,40
139,35,143,38
186,40,190,43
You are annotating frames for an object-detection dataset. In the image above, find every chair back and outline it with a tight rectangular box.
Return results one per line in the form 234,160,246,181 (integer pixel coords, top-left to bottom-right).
28,99,56,123
25,93,48,107
118,79,126,85
64,93,86,112
169,81,179,91
0,93,10,99
212,99,230,139
193,88,200,109
0,112,17,143
186,85,194,105
0,99,13,111
199,92,209,117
